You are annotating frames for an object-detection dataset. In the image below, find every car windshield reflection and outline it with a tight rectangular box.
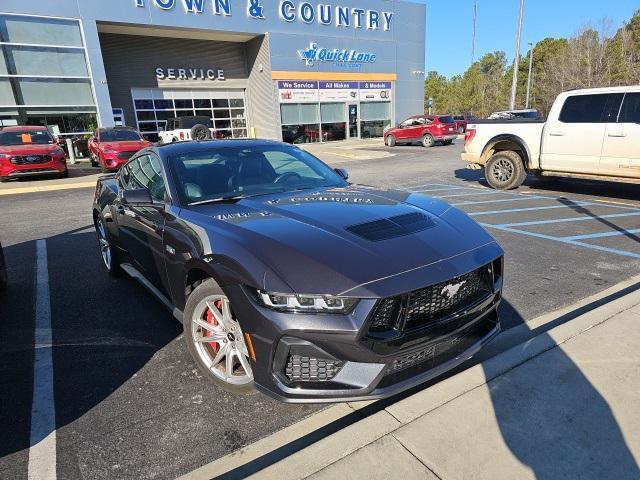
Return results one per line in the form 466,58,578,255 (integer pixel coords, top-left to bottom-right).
170,144,347,206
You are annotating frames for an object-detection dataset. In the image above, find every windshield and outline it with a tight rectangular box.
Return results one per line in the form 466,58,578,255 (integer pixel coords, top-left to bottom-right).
100,129,143,142
171,144,347,205
0,130,54,146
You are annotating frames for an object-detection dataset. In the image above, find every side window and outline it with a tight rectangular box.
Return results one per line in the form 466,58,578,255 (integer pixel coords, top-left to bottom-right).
129,154,166,202
619,93,640,123
559,94,610,123
119,163,132,188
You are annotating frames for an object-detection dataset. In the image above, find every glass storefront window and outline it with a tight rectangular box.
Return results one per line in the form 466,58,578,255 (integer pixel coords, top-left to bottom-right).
280,104,321,144
1,16,84,47
320,103,346,142
18,78,94,106
360,102,391,138
0,15,95,135
7,46,89,77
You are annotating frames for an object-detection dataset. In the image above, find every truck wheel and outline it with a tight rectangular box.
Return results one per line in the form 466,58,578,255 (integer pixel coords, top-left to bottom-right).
486,151,527,190
191,124,211,141
422,134,435,148
385,135,396,147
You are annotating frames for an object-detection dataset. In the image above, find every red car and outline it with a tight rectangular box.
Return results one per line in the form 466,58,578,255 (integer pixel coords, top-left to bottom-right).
0,126,67,182
452,115,479,134
384,115,458,148
88,127,151,172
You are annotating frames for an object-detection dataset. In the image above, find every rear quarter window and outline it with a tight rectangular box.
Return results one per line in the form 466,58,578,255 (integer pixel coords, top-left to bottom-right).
437,116,455,124
559,94,610,123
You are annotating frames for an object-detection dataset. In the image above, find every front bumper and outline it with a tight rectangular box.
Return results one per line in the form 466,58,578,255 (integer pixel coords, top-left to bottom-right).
228,259,503,403
0,158,66,178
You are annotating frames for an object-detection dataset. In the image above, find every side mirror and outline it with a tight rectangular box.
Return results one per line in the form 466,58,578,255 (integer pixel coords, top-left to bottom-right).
335,168,349,180
122,188,153,205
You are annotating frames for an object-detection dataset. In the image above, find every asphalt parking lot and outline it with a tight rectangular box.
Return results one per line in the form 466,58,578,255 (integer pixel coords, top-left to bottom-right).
1,141,639,479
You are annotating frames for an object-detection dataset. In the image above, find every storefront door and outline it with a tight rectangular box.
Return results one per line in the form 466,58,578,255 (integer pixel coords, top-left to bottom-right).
348,104,359,139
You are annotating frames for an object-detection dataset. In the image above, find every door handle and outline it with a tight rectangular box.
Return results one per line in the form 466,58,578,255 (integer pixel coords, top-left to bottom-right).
608,131,627,138
548,130,565,136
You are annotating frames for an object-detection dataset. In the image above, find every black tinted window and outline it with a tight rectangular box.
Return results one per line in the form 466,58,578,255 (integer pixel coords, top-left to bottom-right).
128,154,165,201
100,129,142,142
619,93,640,123
437,116,455,123
559,94,609,123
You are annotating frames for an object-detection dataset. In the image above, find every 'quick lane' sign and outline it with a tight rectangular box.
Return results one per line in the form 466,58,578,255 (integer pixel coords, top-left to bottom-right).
134,1,394,32
298,42,376,67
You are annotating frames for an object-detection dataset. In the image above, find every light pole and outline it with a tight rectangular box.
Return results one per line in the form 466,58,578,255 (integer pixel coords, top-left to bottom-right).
525,42,534,109
510,0,525,110
471,0,477,65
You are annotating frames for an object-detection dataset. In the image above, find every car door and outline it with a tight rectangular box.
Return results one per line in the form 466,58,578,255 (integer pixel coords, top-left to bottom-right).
397,117,425,141
601,92,640,178
541,93,610,174
116,153,171,295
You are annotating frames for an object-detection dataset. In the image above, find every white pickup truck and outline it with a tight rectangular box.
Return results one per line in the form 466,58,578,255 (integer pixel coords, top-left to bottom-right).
462,86,640,189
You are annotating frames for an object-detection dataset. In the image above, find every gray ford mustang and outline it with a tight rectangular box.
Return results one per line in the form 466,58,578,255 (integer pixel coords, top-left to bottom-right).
92,140,503,403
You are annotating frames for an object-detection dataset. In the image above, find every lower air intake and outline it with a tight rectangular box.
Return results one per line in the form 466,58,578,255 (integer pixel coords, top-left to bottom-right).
285,355,344,382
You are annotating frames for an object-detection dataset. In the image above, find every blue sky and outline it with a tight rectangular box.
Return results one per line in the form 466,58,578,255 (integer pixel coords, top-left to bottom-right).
411,0,639,78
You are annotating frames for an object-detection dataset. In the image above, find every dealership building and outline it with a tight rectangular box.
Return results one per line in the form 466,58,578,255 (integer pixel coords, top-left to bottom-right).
0,0,426,143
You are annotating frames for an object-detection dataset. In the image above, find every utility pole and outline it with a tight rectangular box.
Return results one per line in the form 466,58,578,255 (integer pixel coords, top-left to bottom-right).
471,0,477,65
525,42,534,109
510,0,525,110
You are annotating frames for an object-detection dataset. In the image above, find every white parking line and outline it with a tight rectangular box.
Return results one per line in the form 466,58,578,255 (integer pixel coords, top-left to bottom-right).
28,239,56,480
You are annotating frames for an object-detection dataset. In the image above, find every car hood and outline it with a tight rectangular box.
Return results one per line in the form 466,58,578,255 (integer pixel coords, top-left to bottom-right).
100,141,148,151
0,144,61,156
183,185,501,298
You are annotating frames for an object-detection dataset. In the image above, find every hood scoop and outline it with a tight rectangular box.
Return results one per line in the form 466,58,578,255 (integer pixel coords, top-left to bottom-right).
346,212,435,242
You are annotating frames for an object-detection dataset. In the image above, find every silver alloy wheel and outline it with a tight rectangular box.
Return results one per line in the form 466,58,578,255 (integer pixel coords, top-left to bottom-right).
97,221,112,270
491,158,515,184
191,295,253,385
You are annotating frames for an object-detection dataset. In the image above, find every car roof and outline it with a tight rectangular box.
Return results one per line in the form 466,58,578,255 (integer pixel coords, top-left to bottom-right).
155,138,289,156
1,125,49,132
99,126,137,131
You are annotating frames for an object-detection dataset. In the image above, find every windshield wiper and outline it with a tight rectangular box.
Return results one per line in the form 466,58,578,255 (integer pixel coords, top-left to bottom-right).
188,195,248,206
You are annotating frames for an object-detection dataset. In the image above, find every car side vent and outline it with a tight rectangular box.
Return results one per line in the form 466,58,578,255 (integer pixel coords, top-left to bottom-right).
346,212,435,241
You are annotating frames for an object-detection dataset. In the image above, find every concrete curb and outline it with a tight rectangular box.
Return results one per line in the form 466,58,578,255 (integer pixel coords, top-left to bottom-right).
179,276,640,480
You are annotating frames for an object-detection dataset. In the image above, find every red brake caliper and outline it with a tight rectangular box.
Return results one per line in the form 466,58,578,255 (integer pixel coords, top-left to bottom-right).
204,300,222,353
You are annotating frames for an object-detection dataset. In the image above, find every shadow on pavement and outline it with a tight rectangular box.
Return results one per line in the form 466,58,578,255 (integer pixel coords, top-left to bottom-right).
218,292,640,479
0,226,181,462
485,301,640,480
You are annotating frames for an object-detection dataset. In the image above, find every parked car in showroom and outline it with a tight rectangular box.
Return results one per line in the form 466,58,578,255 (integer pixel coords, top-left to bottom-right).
158,116,225,144
93,139,504,402
0,241,7,291
88,127,152,173
463,86,640,190
452,115,479,134
384,115,458,147
0,126,67,182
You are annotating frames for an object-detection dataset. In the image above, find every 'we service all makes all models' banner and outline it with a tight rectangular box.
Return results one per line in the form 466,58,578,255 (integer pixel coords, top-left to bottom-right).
278,81,392,103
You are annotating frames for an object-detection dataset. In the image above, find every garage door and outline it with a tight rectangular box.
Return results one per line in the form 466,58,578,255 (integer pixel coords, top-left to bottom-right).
131,88,248,140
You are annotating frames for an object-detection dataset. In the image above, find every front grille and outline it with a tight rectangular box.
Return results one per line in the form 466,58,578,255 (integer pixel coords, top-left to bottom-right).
117,151,137,160
285,355,344,382
367,265,491,335
11,155,50,165
377,313,497,388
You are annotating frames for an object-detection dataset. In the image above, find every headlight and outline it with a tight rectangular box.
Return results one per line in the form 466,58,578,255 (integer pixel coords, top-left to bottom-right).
257,291,358,314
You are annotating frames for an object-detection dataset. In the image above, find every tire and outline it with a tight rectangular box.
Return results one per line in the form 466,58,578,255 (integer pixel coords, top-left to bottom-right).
183,278,255,394
190,124,211,141
0,177,9,183
90,154,99,168
422,133,435,148
385,135,396,147
95,217,123,277
443,139,454,145
458,126,465,134
485,151,527,190
59,169,69,179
